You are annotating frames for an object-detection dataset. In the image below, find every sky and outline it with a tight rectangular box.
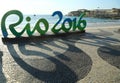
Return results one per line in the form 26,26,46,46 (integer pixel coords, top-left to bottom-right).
0,0,120,15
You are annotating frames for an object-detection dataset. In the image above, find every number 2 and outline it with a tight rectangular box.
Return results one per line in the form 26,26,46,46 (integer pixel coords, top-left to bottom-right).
51,11,63,34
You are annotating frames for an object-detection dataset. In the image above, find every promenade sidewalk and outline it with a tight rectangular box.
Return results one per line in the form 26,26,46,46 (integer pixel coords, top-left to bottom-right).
0,27,120,83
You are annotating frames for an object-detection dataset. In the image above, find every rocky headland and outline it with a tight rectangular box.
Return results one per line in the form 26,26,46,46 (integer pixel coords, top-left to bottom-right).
67,8,120,19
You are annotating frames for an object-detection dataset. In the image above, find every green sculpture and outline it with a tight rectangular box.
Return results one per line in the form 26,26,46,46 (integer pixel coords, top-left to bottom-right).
1,10,86,38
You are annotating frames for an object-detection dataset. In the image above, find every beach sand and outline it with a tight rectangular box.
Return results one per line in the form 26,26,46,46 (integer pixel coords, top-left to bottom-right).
0,26,120,83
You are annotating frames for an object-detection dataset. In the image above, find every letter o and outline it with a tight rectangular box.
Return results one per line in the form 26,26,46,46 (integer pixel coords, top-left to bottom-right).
34,18,49,35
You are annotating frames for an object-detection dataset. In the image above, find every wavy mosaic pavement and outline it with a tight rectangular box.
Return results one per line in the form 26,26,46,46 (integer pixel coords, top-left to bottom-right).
1,27,120,83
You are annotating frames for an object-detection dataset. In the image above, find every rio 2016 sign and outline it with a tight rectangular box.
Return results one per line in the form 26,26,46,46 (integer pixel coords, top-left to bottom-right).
1,10,86,38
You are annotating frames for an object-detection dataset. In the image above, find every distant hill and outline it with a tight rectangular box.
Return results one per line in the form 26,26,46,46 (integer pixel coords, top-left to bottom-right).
67,8,120,19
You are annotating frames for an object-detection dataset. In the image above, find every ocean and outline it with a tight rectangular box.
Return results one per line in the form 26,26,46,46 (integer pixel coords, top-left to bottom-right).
2,14,120,29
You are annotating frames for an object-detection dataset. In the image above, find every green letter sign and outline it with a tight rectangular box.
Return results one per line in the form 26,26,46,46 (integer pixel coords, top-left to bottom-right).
1,10,87,38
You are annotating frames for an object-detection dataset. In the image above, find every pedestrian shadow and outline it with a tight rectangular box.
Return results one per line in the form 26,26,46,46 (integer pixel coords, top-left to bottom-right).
0,51,6,83
2,33,92,83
